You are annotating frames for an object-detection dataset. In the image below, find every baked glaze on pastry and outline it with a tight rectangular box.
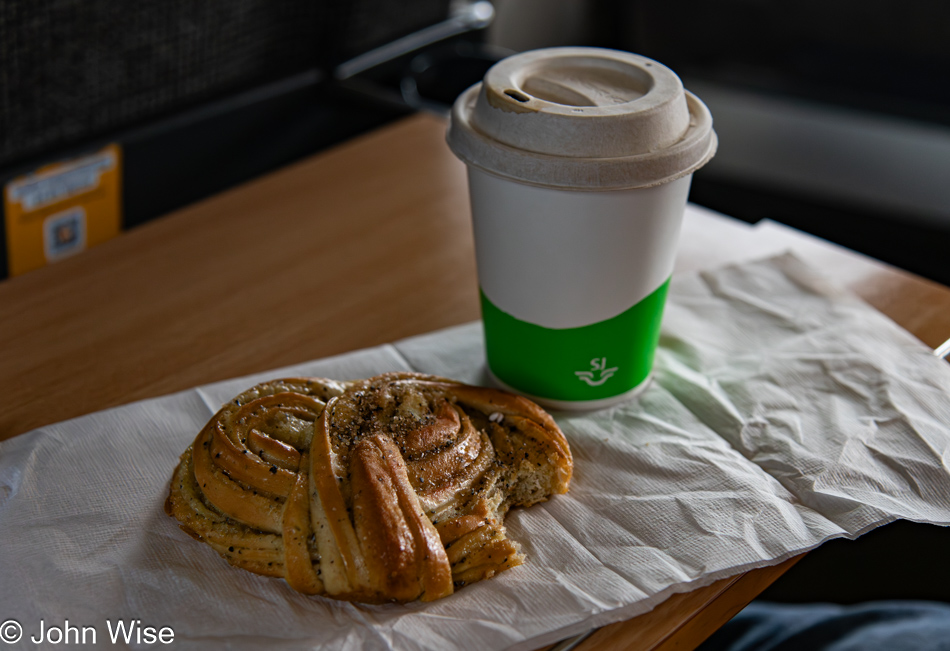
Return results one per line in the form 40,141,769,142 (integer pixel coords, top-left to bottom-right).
165,372,572,603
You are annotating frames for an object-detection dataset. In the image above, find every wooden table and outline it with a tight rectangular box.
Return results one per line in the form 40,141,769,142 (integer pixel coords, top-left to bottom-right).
3,113,949,650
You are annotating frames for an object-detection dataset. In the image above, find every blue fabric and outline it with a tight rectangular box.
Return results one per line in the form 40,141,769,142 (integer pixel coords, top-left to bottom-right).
699,601,950,651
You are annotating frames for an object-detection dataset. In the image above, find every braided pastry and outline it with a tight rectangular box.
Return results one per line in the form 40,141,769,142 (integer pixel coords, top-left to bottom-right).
165,372,572,603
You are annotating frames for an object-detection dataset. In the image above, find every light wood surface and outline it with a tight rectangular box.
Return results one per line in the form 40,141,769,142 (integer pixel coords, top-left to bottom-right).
1,114,478,440
568,556,803,651
3,113,949,650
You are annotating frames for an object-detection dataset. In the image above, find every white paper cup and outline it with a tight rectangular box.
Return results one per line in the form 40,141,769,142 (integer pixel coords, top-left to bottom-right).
447,47,717,410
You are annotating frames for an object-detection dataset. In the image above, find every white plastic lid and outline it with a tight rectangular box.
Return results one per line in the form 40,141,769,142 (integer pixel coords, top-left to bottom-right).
446,47,717,190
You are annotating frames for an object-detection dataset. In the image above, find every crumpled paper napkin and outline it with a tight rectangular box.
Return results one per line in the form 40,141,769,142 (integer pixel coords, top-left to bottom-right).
2,253,950,651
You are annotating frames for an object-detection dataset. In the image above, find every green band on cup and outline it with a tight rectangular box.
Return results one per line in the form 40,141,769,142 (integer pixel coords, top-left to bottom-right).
481,278,670,402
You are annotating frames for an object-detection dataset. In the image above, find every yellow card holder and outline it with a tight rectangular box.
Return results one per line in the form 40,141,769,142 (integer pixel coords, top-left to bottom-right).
4,144,122,277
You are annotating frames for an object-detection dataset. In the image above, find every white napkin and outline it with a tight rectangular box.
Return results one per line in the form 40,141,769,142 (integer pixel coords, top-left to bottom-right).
2,253,949,651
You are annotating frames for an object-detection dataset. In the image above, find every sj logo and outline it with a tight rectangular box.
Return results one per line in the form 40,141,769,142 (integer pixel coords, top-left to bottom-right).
575,357,618,386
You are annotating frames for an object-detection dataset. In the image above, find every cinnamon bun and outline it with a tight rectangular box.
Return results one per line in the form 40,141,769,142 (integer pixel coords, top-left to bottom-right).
165,372,572,603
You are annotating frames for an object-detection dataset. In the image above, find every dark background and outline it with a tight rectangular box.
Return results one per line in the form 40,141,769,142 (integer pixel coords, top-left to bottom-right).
599,0,950,290
3,0,949,606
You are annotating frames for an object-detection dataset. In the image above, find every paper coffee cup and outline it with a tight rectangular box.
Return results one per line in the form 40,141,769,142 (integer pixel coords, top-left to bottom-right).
446,47,717,410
